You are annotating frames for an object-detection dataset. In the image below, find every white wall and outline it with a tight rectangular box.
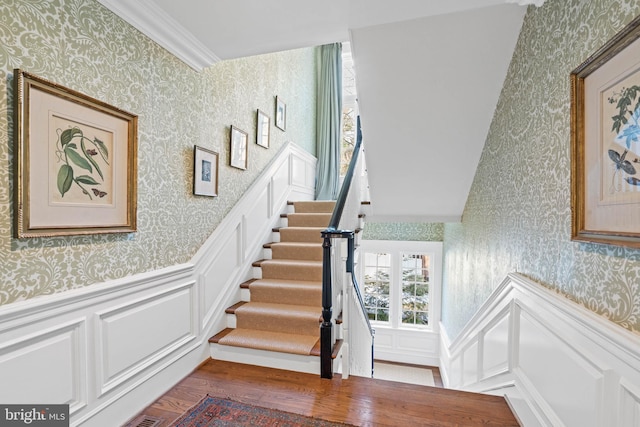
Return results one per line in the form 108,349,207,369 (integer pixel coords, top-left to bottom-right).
350,4,526,222
0,143,316,427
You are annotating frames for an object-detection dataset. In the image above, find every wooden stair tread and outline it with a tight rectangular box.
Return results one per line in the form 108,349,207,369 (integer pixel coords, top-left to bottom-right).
310,338,343,359
210,328,320,356
211,329,342,359
225,301,247,314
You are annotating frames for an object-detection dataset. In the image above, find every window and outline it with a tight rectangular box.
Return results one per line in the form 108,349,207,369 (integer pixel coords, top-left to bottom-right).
363,253,391,322
359,241,442,331
341,42,358,176
401,253,430,326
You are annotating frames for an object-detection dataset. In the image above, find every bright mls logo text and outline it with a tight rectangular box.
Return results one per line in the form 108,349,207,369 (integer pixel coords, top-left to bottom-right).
1,405,68,426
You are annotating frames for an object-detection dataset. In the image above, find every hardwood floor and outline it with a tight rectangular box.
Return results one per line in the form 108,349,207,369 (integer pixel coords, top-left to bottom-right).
125,359,519,427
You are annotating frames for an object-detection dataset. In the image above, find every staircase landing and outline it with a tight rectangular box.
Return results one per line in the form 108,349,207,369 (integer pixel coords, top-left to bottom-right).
127,359,521,427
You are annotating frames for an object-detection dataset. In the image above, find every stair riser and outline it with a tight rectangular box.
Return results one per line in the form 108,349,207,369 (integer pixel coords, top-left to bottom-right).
291,201,336,213
279,229,324,243
270,245,322,261
285,214,332,228
236,313,319,336
249,288,321,306
260,264,322,282
226,313,236,329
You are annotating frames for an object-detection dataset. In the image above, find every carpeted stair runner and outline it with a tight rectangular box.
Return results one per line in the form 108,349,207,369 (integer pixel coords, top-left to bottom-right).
210,201,335,357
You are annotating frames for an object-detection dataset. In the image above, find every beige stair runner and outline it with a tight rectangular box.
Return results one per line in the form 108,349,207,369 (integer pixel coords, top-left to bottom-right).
210,201,335,356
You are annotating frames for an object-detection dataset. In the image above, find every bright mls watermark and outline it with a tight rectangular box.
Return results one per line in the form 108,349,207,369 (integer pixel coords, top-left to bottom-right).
0,405,68,426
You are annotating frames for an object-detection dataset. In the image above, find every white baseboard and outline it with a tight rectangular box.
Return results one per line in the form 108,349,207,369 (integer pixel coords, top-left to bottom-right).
439,273,640,427
0,142,316,427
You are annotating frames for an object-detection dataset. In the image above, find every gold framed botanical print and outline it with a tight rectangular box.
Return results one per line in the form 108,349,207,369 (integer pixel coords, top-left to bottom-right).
14,69,138,238
571,16,640,248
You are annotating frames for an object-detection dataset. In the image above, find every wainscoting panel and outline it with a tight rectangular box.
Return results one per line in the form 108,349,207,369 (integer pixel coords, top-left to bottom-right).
461,340,479,387
620,380,640,426
97,282,196,395
481,310,509,380
243,187,271,260
0,143,317,427
201,225,242,330
374,328,440,366
0,319,86,413
290,149,316,190
440,273,640,427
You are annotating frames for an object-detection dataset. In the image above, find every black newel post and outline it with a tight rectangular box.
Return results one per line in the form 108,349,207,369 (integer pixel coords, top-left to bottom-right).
320,232,334,379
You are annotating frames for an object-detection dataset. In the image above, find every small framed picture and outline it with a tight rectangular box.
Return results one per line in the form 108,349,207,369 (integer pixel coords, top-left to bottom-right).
193,145,218,197
230,125,248,170
256,109,270,148
275,96,286,131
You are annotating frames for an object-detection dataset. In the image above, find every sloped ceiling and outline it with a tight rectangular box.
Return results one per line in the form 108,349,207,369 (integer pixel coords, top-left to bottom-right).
97,0,542,222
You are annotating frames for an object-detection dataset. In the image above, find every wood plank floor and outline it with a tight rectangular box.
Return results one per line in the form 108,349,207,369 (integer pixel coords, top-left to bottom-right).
125,359,519,427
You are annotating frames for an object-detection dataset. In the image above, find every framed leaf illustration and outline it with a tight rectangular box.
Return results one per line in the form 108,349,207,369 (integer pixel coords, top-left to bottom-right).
13,69,138,238
571,15,640,247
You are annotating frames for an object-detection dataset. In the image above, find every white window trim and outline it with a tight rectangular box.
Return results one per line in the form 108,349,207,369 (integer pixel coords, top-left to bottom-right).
359,240,442,333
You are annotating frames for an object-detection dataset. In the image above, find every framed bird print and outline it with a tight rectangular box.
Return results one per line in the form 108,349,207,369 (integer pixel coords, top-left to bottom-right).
570,15,640,247
13,69,138,238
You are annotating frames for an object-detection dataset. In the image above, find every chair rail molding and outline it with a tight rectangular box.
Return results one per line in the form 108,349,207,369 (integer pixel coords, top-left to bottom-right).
439,273,640,427
0,142,316,427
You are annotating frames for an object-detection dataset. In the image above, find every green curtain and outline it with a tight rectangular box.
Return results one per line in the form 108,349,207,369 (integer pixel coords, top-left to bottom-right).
315,43,343,200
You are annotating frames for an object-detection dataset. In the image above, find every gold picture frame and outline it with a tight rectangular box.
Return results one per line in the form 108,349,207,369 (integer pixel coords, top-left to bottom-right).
14,69,138,238
570,16,640,248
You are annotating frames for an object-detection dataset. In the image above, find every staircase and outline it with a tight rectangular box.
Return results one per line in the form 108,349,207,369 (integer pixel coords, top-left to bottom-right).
208,200,340,374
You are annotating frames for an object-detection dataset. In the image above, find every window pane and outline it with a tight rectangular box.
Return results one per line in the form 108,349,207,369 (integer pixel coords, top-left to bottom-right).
401,253,430,326
363,251,391,324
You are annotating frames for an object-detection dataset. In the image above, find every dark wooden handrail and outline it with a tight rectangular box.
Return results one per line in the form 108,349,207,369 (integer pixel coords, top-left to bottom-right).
320,117,373,379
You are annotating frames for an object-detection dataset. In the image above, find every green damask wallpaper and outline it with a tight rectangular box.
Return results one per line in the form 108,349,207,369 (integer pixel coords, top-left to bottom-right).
442,0,640,338
0,0,316,305
363,222,444,242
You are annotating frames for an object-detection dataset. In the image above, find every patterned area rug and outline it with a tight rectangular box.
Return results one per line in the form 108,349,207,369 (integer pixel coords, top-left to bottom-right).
172,395,354,427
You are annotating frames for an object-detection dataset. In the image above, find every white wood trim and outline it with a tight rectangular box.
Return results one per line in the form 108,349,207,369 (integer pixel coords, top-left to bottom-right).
95,0,220,71
440,273,640,427
0,142,316,427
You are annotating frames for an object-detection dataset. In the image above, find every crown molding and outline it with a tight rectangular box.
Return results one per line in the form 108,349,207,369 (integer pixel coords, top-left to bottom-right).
97,0,221,72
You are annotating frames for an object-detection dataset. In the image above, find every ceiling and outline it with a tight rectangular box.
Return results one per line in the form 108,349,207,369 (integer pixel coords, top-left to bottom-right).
98,0,544,223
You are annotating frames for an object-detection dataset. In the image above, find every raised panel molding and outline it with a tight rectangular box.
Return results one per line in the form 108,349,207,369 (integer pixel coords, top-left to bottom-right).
620,379,640,426
97,282,196,395
481,310,510,380
0,320,87,414
0,143,316,427
440,273,640,427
